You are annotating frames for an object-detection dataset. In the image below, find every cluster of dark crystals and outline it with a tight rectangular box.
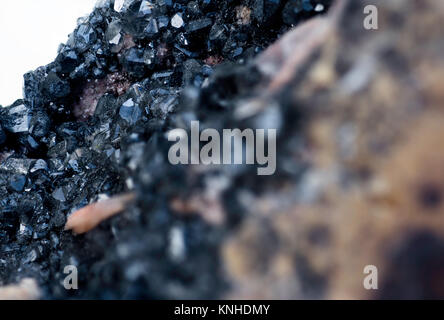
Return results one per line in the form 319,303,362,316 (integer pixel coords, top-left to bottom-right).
0,0,331,299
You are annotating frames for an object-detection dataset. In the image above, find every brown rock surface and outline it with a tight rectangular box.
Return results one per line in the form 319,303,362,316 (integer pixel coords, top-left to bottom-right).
222,0,444,299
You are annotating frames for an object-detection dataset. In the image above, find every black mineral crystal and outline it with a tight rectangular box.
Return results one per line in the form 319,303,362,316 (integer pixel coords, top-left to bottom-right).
0,0,332,299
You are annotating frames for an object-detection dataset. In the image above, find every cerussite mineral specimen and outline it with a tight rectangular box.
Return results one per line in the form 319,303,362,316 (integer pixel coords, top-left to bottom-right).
6,0,444,301
0,0,333,299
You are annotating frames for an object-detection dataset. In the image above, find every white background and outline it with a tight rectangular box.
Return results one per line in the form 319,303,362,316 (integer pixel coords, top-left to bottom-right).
0,0,97,107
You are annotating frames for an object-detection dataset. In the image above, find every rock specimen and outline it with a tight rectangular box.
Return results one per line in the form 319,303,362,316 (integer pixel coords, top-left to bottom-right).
0,0,332,299
2,0,444,300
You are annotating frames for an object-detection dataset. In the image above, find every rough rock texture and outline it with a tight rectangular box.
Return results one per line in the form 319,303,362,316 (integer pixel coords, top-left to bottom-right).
222,0,444,299
1,0,444,300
